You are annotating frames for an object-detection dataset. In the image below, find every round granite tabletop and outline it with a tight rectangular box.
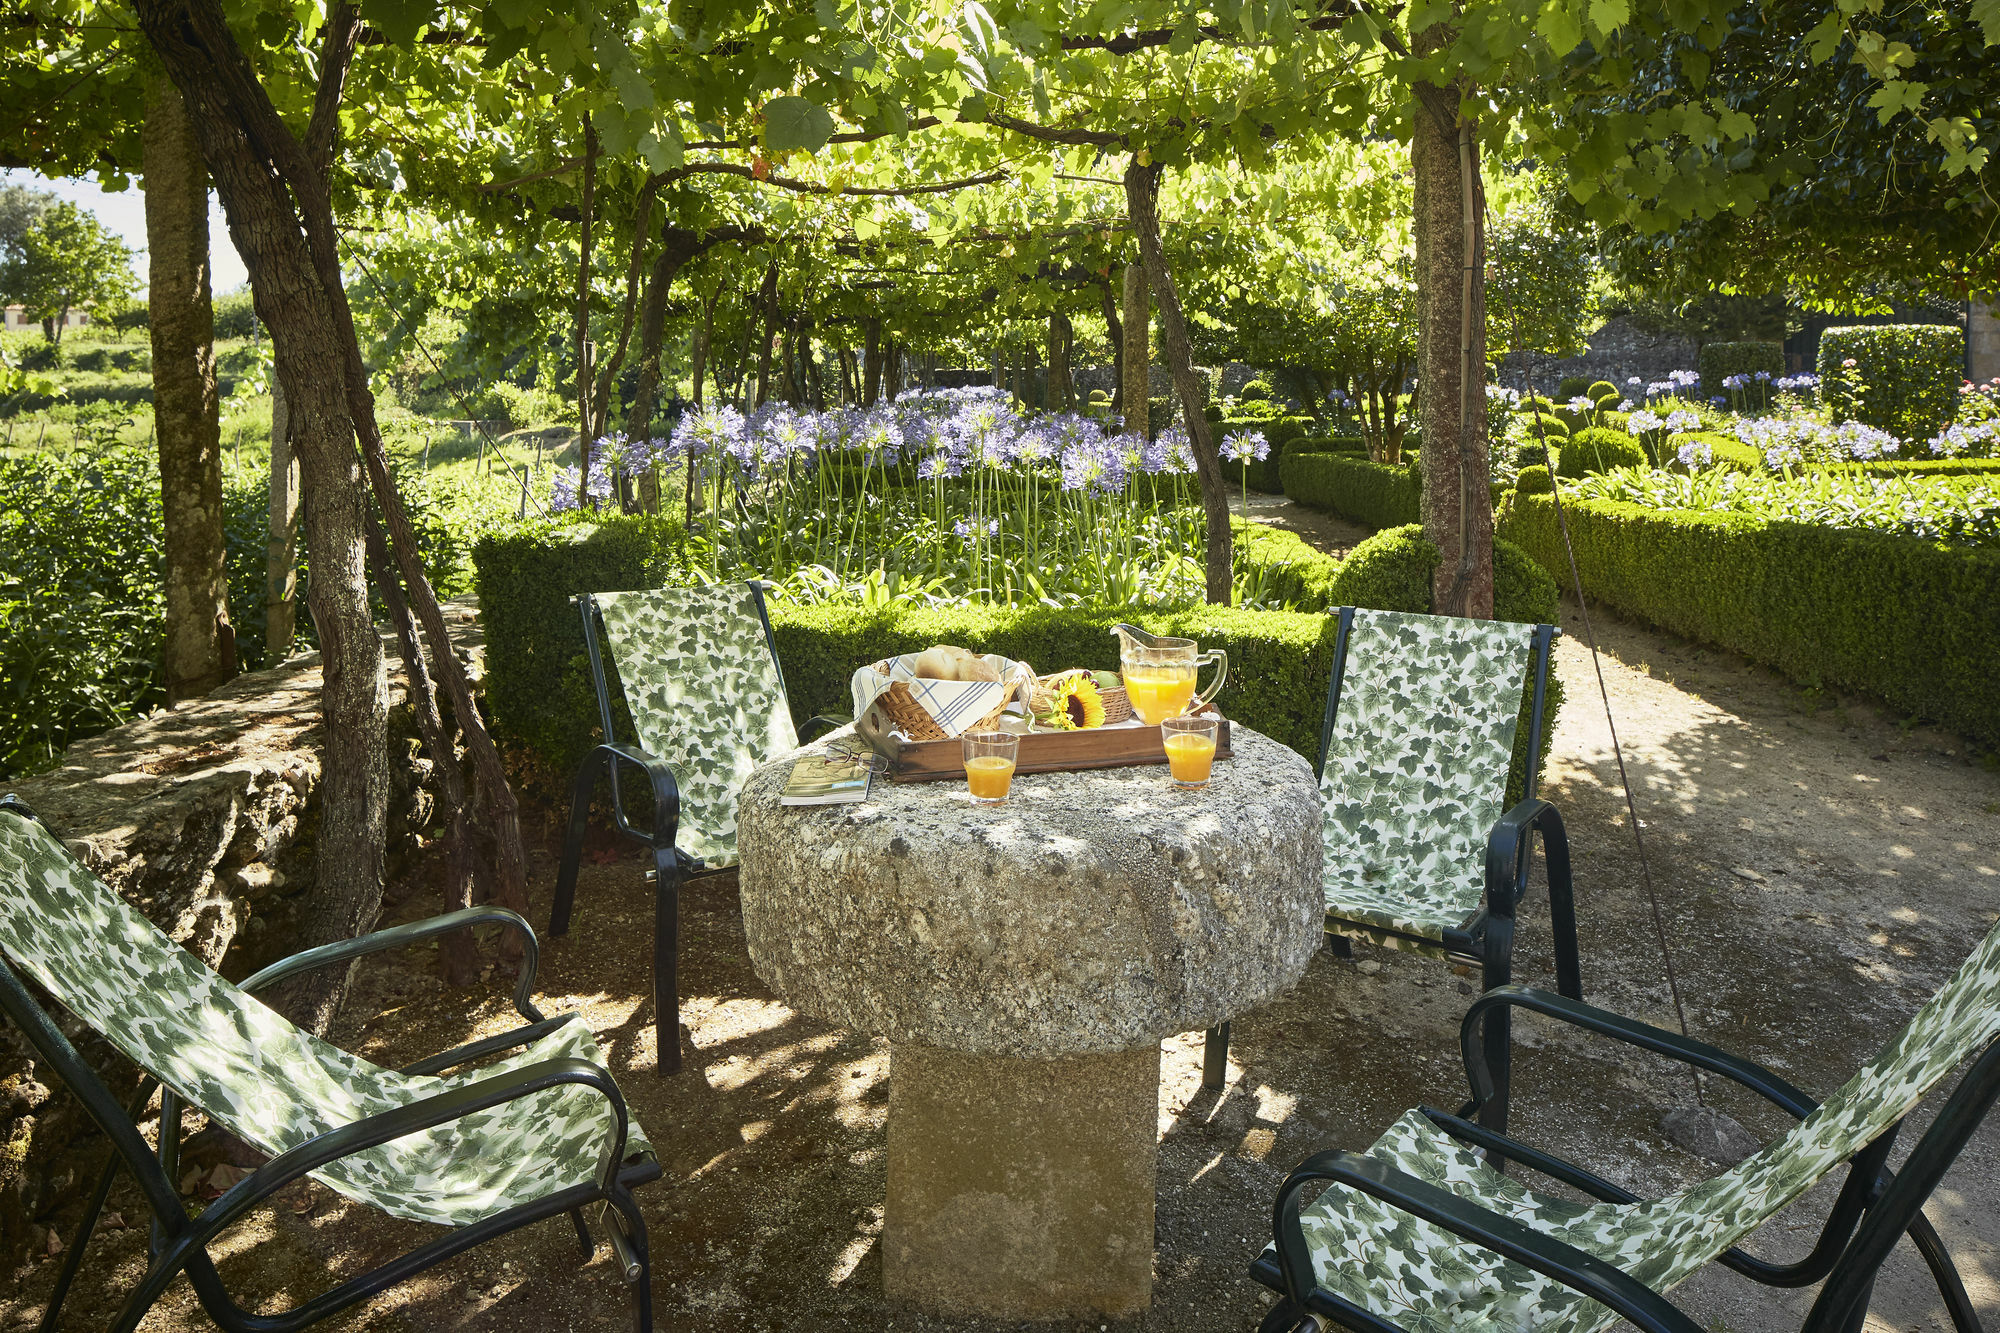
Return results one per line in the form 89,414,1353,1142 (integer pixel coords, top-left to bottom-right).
736,725,1323,1058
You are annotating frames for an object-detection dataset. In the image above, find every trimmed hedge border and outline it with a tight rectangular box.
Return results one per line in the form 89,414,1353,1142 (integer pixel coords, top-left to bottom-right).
1281,451,1422,528
1818,325,1963,443
472,515,1564,799
1500,493,2000,746
1216,414,1317,492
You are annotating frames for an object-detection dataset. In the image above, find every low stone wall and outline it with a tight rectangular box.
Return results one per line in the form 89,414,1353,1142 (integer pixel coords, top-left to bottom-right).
0,602,482,1260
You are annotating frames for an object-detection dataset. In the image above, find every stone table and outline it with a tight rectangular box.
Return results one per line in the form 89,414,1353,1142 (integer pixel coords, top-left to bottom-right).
736,726,1323,1319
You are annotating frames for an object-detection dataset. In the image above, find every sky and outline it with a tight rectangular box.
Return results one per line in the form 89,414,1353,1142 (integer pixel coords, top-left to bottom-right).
2,167,251,295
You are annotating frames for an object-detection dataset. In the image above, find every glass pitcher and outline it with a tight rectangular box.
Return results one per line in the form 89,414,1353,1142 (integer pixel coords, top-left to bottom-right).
1111,623,1228,724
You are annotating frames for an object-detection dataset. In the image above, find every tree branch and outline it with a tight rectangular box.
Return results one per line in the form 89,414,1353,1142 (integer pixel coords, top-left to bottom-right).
306,3,361,177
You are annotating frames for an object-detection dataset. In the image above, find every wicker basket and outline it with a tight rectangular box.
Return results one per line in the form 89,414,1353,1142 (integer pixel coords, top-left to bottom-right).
1031,669,1133,727
869,663,1014,742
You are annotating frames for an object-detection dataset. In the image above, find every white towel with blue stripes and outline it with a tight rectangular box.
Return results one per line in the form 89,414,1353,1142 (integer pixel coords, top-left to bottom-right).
851,654,1030,739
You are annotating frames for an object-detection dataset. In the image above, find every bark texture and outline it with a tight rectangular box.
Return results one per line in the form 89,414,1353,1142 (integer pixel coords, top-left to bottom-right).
1120,262,1150,435
136,0,387,1033
1125,160,1231,604
265,372,299,659
1411,55,1494,619
624,227,709,452
144,74,235,702
1099,277,1124,416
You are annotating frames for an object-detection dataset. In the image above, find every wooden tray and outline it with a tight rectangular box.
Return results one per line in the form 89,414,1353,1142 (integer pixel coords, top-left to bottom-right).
860,707,1231,783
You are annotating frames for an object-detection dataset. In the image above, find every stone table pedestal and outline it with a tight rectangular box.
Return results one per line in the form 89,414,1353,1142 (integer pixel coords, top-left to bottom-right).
736,726,1322,1319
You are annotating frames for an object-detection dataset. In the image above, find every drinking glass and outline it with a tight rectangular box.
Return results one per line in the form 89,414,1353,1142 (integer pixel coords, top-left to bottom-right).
1161,715,1220,789
962,730,1019,804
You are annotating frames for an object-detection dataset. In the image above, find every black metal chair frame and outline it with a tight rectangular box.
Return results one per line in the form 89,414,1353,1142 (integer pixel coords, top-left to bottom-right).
0,796,660,1333
548,583,837,1075
1205,608,1579,1122
1249,984,1998,1333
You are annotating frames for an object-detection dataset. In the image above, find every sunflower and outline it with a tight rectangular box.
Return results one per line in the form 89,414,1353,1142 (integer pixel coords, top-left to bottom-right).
1053,675,1107,729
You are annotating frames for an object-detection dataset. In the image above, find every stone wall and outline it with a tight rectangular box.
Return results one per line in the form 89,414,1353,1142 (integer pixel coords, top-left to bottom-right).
1498,316,1698,394
0,603,481,1262
1970,297,2000,385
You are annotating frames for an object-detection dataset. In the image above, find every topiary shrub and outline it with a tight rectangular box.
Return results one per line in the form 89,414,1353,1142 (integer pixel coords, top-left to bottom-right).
1556,427,1647,477
1817,325,1964,444
1240,378,1273,401
1515,464,1553,495
1556,375,1592,402
1521,412,1570,442
1664,430,1761,472
1514,443,1549,467
1587,380,1618,402
1516,395,1556,416
1280,452,1423,528
1698,341,1785,402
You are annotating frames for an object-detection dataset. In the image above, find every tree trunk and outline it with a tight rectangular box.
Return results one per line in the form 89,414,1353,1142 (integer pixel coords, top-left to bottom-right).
1412,57,1493,619
572,117,598,495
265,371,299,659
1125,159,1231,604
884,341,901,400
1048,311,1074,410
1100,275,1125,418
144,74,234,702
624,228,704,451
1121,261,1151,436
690,289,716,408
863,318,882,403
753,261,779,407
592,176,662,436
138,0,389,1034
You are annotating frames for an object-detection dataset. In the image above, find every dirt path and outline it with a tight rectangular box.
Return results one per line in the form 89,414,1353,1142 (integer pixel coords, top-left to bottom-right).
6,497,1995,1333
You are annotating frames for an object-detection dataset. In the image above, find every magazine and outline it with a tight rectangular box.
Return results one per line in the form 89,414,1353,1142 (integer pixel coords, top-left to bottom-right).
780,749,875,806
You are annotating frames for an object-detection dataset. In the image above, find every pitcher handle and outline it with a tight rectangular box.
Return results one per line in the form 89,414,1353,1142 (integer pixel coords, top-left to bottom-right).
1194,649,1229,712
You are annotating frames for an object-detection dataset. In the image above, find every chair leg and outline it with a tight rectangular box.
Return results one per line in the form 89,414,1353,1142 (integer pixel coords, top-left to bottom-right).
1324,932,1352,959
1477,920,1516,1142
1202,1022,1231,1090
652,849,682,1076
607,1191,655,1333
571,1207,595,1259
552,748,611,937
1544,826,1583,1001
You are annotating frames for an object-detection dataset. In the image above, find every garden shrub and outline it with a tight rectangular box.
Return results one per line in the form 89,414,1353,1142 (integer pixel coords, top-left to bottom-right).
1516,395,1556,416
1240,379,1273,401
1281,451,1422,528
1818,325,1964,443
1823,458,2000,479
1291,435,1369,456
1556,427,1647,477
1521,412,1570,442
1587,380,1618,404
1500,492,2000,746
211,289,261,340
0,447,317,778
1556,376,1591,402
1217,414,1318,492
1514,443,1548,467
1666,430,1761,471
472,515,673,784
1515,465,1553,495
1698,341,1784,401
1234,520,1344,610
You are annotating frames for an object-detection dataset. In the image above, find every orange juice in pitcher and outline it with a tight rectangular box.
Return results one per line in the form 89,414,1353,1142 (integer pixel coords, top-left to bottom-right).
1112,624,1227,725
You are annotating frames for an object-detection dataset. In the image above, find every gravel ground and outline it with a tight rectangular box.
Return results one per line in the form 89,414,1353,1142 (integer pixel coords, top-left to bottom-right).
5,497,1996,1333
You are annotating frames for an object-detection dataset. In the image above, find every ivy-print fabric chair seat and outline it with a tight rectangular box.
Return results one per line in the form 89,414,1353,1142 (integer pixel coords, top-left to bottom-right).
1253,915,2000,1333
1319,609,1545,955
551,581,832,1077
0,799,662,1333
1204,607,1576,1119
592,583,802,869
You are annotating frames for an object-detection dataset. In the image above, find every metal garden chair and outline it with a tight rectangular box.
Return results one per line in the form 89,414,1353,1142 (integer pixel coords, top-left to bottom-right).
550,582,836,1074
1250,912,2000,1333
1203,607,1577,1117
0,796,660,1333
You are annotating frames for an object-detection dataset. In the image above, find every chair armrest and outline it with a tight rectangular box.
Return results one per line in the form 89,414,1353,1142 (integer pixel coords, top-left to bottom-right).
241,907,546,1023
1483,797,1565,913
1271,1150,1705,1333
1460,986,1818,1120
800,714,847,742
170,1057,631,1258
593,741,682,853
398,1013,578,1076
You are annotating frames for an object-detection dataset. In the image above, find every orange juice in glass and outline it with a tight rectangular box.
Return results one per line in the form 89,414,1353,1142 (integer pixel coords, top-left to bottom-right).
962,730,1019,804
1161,715,1220,789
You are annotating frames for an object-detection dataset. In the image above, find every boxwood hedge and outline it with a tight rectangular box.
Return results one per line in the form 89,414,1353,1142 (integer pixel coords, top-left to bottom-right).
1281,451,1423,528
1500,492,2000,745
1818,325,1964,444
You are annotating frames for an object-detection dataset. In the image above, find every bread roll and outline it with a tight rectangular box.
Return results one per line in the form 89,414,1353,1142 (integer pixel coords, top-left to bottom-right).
958,656,1002,683
912,646,959,680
